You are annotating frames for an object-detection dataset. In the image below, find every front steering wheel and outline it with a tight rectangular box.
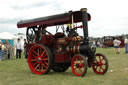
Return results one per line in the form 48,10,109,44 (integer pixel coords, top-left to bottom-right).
26,27,39,43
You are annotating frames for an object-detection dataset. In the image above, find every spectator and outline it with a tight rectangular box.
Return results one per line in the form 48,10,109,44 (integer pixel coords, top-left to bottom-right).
0,40,4,61
93,40,96,46
16,38,21,59
24,39,28,59
4,40,13,60
124,37,128,54
0,44,1,61
97,41,101,47
1,43,5,60
113,38,121,54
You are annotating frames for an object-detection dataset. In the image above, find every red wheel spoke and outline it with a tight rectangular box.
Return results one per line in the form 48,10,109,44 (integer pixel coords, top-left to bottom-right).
44,61,48,66
101,66,104,71
78,56,81,60
42,54,47,59
99,66,102,72
102,63,106,65
39,47,42,54
39,64,41,72
41,50,46,57
32,50,38,56
34,64,39,71
33,61,38,67
100,57,104,62
31,59,36,62
79,68,83,73
42,63,47,69
31,52,35,57
43,58,48,61
76,57,78,61
41,63,44,71
80,59,83,64
37,48,40,56
95,58,99,63
99,66,104,72
95,66,98,70
99,56,101,61
79,57,82,64
32,53,37,58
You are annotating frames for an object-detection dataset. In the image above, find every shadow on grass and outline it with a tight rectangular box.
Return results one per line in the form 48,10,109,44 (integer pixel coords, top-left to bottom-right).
48,70,74,76
25,68,105,78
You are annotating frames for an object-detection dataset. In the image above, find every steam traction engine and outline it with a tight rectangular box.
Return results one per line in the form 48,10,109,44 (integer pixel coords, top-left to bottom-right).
17,8,108,77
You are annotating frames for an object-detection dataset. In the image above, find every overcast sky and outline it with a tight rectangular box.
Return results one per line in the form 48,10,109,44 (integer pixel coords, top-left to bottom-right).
0,0,128,37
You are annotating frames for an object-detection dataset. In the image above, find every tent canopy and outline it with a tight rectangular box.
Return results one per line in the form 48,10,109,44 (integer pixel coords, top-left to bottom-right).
0,32,17,39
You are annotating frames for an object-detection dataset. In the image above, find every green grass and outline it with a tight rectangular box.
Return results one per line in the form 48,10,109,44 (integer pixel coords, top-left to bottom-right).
0,48,128,85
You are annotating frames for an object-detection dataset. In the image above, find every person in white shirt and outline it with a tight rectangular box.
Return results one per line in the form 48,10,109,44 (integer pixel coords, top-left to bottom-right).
113,38,121,54
124,37,128,54
16,38,21,59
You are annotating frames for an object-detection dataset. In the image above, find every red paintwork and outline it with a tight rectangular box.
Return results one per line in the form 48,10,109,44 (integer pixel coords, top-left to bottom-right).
38,35,55,47
55,52,70,63
75,25,83,29
26,43,36,52
74,43,80,54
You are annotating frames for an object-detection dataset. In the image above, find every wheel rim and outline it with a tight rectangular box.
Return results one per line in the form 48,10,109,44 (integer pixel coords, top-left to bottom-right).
92,53,108,74
28,45,49,75
71,55,87,77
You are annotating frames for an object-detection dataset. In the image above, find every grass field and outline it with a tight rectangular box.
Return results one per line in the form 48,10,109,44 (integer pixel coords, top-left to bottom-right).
0,48,128,85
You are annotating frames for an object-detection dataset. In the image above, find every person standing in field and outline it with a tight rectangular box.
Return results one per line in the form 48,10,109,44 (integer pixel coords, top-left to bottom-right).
113,38,121,54
16,38,22,59
0,40,4,61
24,39,28,59
5,40,13,60
124,37,128,54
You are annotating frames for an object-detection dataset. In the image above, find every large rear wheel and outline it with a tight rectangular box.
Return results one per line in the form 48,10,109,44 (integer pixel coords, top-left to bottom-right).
71,54,88,77
28,44,52,75
92,53,108,74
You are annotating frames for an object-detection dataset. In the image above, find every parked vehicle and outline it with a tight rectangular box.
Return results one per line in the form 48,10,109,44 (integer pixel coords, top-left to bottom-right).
17,8,108,77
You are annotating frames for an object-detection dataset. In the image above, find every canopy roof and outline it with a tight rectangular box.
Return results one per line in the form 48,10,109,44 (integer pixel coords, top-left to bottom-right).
0,32,17,39
17,10,91,28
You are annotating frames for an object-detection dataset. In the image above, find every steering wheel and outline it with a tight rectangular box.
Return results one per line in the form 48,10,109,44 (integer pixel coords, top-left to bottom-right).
26,27,39,43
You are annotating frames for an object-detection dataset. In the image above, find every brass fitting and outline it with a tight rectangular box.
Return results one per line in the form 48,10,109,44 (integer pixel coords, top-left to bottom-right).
80,8,87,12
